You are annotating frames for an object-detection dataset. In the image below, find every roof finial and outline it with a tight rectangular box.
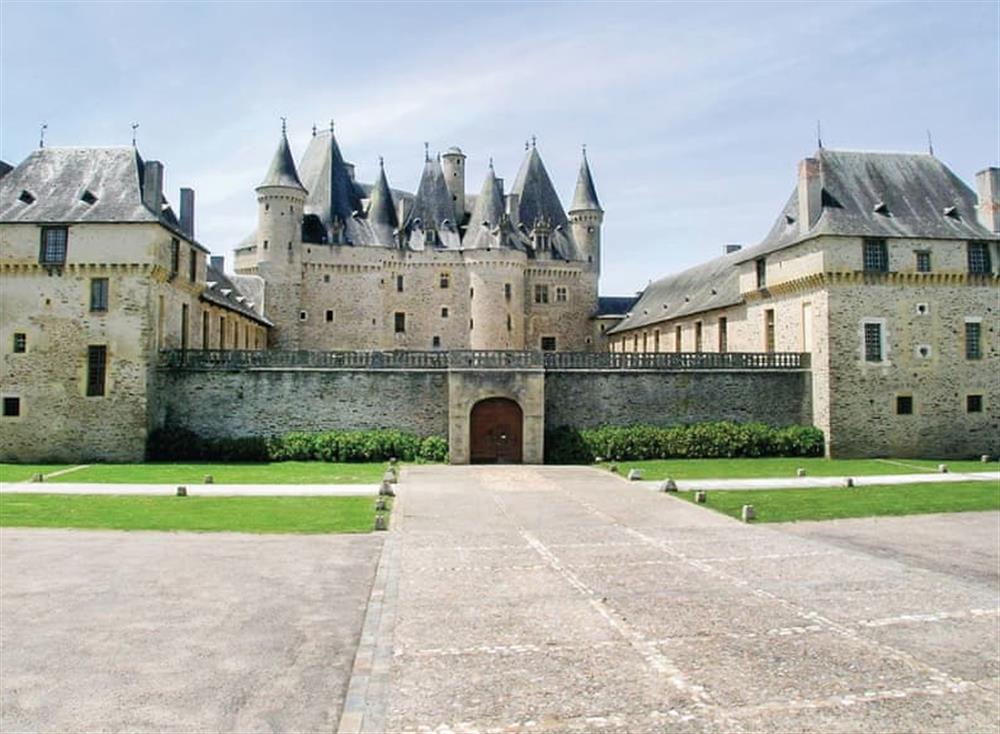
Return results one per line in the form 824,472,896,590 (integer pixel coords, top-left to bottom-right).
280,116,287,137
378,155,384,170
816,119,823,150
329,119,335,133
312,123,317,137
926,129,934,156
524,139,529,151
131,122,139,148
582,143,587,160
38,122,47,149
424,141,430,161
488,156,494,170
531,134,537,149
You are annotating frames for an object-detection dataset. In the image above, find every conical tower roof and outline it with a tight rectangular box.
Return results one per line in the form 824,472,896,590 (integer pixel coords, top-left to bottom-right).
465,161,506,249
367,157,398,246
258,132,305,191
510,143,568,229
570,149,602,213
297,126,364,242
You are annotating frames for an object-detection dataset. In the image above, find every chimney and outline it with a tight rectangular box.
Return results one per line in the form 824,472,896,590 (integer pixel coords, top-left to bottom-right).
976,167,999,233
142,160,164,215
724,244,742,254
210,255,224,272
797,157,822,234
179,188,195,238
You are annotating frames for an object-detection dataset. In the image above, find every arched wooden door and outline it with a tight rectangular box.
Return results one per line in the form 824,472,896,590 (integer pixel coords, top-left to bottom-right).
469,398,523,464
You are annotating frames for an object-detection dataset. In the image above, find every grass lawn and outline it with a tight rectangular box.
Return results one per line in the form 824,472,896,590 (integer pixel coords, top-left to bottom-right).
0,465,74,483
602,457,999,480
0,493,388,534
675,481,1000,523
2,461,388,485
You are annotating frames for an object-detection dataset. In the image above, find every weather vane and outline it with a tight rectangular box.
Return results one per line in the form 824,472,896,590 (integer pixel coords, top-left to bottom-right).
280,117,287,136
927,129,934,156
131,122,140,147
816,120,823,149
39,123,48,148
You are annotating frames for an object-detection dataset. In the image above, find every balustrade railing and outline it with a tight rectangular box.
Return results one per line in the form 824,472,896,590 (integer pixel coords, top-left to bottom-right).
160,349,809,371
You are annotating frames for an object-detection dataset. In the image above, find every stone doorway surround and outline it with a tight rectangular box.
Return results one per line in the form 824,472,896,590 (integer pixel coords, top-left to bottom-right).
469,397,524,464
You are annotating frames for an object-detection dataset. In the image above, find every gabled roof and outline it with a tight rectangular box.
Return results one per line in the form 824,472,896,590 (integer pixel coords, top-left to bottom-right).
258,135,305,191
736,149,997,263
202,264,272,327
570,152,602,213
608,252,742,334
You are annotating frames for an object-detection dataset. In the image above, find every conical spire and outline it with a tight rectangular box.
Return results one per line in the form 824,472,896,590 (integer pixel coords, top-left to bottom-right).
258,126,305,191
570,147,602,213
367,157,398,245
465,163,506,249
511,144,568,229
296,126,362,241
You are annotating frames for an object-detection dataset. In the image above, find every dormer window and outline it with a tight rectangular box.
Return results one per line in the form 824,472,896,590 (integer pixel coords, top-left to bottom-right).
81,190,98,205
755,258,767,289
19,190,35,205
424,229,435,247
533,231,550,250
943,205,960,219
873,201,889,216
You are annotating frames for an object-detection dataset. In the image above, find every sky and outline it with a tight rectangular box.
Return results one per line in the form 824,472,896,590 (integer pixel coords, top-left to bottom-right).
1,0,997,295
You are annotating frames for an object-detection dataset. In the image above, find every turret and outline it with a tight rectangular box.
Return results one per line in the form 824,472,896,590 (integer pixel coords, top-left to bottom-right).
568,146,604,274
255,122,307,266
441,146,466,223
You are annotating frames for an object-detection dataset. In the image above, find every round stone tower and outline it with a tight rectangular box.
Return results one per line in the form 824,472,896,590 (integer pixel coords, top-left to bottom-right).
441,146,467,224
567,148,604,274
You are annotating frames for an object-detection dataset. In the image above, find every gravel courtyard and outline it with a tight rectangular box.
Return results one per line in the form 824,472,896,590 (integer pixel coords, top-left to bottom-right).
0,529,382,733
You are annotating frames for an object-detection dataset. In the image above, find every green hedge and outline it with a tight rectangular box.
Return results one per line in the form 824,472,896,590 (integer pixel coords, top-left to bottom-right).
544,422,824,464
147,427,448,463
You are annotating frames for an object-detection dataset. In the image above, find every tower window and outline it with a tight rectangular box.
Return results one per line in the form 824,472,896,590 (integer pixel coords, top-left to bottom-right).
324,274,330,283
541,336,557,351
86,345,107,397
863,238,889,272
299,311,308,321
325,309,334,322
555,286,568,302
764,310,775,353
863,322,883,362
441,307,449,318
534,284,549,304
432,335,441,348
3,397,20,416
507,314,512,331
439,272,450,289
90,278,109,312
967,394,983,413
394,312,405,333
968,242,992,274
40,226,68,265
13,333,26,353
396,275,404,292
896,396,913,415
504,283,512,300
965,321,982,360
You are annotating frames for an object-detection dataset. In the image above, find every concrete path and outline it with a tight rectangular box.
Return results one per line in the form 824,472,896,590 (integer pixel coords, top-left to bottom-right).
0,482,379,496
359,465,998,733
636,470,1000,491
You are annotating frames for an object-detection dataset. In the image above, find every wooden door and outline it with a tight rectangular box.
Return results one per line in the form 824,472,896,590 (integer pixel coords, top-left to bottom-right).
470,398,523,464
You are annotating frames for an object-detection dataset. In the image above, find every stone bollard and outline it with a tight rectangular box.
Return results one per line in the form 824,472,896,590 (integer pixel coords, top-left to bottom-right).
383,469,398,485
627,469,643,481
844,477,854,488
176,486,187,497
660,478,678,492
938,464,948,474
389,457,398,466
375,497,387,511
694,490,707,504
374,514,388,531
608,464,619,474
982,454,992,463
203,475,214,484
796,468,807,478
741,504,756,522
379,480,395,497
30,473,44,483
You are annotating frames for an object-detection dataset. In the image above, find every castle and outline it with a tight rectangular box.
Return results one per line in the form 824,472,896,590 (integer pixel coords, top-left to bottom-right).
0,124,996,464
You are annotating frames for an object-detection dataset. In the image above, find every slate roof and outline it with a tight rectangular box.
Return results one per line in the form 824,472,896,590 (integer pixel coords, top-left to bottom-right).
464,163,510,250
403,157,461,249
607,252,743,335
510,146,577,260
570,154,602,213
202,264,272,327
258,135,305,191
594,295,639,318
735,149,997,263
0,161,13,180
0,146,206,249
366,159,399,246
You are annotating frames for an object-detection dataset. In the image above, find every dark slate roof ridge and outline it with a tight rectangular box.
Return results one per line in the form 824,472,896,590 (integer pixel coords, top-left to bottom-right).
570,153,602,212
594,295,639,317
203,264,273,326
607,252,742,335
258,134,305,190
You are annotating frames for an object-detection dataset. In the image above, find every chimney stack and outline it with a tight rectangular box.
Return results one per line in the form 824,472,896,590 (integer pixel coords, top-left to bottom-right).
210,255,224,272
976,167,999,233
179,188,195,238
724,244,742,254
142,160,164,216
797,157,822,234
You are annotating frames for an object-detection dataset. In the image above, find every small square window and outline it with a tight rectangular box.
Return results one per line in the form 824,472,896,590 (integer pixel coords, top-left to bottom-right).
90,278,109,312
299,311,308,321
896,396,913,415
13,333,26,353
863,239,889,273
439,272,450,289
324,274,330,283
555,286,568,303
432,335,441,348
325,309,334,323
915,251,931,273
441,307,449,318
540,336,557,351
2,397,20,417
967,394,983,413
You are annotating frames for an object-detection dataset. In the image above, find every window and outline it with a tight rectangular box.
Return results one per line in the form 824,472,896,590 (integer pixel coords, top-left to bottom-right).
534,284,549,304
299,311,308,321
965,321,982,360
470,287,474,299
642,332,648,352
896,396,913,415
764,309,775,353
394,312,405,333
39,226,68,265
424,229,435,247
432,335,441,348
504,283,512,300
396,275,404,292
633,334,639,352
325,309,334,323
13,333,26,353
90,278,108,312
863,238,888,272
541,336,557,351
507,314,512,331
469,318,474,330
202,311,209,348
695,322,703,352
864,322,883,362
439,272,450,289
219,316,226,349
718,317,728,353
755,258,767,289
968,242,992,274
967,394,983,413
653,329,660,352
675,325,682,352
441,307,449,318
555,286,568,303
181,304,189,351
3,397,20,416
188,248,197,282
169,238,180,277
534,231,550,250
323,274,330,283
915,251,931,273
86,345,107,397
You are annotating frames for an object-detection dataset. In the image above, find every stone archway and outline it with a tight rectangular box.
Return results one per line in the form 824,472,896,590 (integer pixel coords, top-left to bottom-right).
469,398,523,464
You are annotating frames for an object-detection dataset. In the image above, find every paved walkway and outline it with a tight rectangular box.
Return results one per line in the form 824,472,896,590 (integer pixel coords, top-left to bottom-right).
637,470,999,491
349,465,998,733
0,482,379,496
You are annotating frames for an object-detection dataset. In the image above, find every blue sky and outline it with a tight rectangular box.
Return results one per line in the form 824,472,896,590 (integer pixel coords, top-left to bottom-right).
2,0,997,294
